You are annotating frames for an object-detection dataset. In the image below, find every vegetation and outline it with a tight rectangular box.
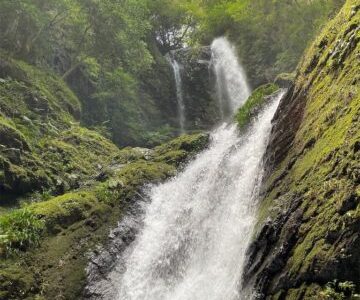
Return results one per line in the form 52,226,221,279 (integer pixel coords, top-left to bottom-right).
320,281,359,299
0,0,344,145
0,61,209,298
190,0,344,85
0,54,85,197
235,83,279,129
0,209,44,257
0,130,209,298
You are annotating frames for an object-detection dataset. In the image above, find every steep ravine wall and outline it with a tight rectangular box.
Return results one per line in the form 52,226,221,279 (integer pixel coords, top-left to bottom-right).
244,1,359,298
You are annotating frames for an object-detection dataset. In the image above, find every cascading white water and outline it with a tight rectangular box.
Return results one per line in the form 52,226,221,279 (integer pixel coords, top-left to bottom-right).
169,57,186,133
115,38,282,300
211,37,251,118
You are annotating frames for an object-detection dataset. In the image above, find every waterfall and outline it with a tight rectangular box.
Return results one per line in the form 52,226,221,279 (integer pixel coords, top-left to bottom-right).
211,37,251,118
113,38,282,300
168,56,186,133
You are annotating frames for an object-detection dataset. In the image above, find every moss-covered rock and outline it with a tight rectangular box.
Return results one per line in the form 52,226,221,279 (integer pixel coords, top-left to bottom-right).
274,73,295,88
235,83,279,130
0,130,208,299
0,54,122,199
153,132,210,166
244,1,360,298
0,117,30,153
0,264,36,300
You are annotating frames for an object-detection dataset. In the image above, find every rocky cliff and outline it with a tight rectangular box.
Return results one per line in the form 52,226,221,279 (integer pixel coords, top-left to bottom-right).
170,47,221,131
244,1,360,298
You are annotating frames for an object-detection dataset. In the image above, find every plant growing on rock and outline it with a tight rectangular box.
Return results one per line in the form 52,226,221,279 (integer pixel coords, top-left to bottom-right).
235,83,279,130
320,281,359,299
0,209,44,257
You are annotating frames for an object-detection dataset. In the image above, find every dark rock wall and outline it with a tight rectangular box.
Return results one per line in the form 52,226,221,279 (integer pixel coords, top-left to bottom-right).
171,47,220,131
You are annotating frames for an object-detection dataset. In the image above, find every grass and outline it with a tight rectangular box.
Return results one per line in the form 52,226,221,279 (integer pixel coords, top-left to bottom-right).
0,209,44,257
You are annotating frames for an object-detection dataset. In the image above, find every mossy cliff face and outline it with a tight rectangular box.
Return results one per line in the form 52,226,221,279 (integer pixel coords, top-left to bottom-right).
0,132,209,300
243,1,360,298
0,55,119,198
0,53,210,299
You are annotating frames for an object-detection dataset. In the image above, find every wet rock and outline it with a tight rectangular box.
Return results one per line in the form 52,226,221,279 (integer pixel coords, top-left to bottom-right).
84,200,144,300
263,86,306,179
246,2,360,297
274,73,295,88
169,47,220,130
243,196,303,297
338,193,359,215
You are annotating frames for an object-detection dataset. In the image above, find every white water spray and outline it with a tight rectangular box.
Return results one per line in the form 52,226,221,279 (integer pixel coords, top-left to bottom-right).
211,37,251,118
169,57,186,133
115,38,282,300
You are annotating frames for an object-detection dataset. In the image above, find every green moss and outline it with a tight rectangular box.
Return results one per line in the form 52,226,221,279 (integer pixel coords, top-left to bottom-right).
116,147,154,164
0,55,87,197
38,126,120,183
30,192,100,232
154,132,209,165
274,72,295,84
0,115,30,151
235,83,279,129
0,264,36,299
0,56,80,142
15,59,81,120
113,160,176,199
154,150,188,166
254,1,360,296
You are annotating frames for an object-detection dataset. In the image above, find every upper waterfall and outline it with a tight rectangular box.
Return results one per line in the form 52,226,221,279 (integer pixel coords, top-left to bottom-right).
211,37,251,119
168,55,186,133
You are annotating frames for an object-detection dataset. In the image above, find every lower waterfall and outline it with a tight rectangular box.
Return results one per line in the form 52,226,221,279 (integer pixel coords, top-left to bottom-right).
108,37,283,300
114,91,284,299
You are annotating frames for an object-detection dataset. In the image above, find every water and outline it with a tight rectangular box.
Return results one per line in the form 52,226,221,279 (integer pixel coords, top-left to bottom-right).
211,37,251,118
169,56,186,133
114,38,282,300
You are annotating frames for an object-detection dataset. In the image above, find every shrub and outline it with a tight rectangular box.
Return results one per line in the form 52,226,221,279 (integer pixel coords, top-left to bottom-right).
320,281,359,299
0,209,44,257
